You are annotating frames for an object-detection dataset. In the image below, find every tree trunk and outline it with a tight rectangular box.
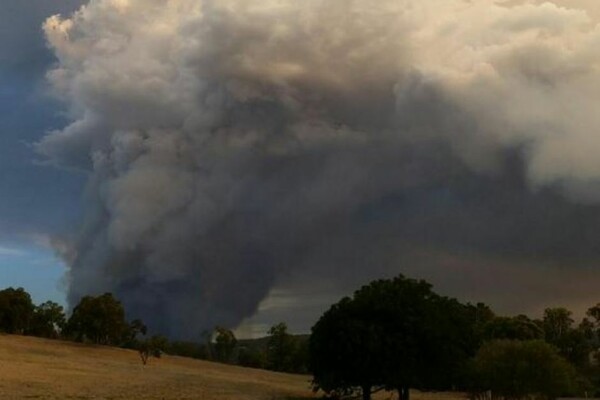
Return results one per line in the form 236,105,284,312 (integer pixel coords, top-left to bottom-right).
362,385,372,400
398,386,409,400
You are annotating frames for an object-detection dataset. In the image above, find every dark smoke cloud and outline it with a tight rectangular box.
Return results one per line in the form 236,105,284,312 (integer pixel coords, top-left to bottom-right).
37,0,600,337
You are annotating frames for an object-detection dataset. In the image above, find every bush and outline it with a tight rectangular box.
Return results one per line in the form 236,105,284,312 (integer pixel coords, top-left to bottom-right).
469,340,577,400
238,347,266,368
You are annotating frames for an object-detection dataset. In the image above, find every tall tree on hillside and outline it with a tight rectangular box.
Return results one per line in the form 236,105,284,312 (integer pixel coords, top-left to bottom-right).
266,322,298,372
214,326,237,363
65,293,129,345
122,318,147,348
138,335,168,365
0,287,34,334
28,301,66,338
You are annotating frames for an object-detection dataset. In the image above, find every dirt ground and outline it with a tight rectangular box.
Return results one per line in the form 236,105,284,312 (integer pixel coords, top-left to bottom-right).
0,334,467,400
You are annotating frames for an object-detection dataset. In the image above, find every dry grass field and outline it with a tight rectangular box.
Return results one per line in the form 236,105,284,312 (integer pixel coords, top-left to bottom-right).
0,334,467,400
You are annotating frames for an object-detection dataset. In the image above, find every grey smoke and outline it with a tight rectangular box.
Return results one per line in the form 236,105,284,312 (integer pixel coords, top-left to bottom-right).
37,0,600,337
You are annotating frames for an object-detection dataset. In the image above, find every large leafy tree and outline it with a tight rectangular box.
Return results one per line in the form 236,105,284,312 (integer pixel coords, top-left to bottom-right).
470,340,576,400
310,275,475,400
28,301,66,338
0,287,35,334
65,293,129,345
310,296,385,400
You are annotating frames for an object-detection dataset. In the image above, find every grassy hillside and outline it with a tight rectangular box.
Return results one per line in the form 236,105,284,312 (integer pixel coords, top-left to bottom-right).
0,334,467,400
0,334,314,400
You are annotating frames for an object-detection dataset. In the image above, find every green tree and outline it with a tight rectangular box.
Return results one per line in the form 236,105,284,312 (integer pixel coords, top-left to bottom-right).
541,308,592,368
310,296,385,400
310,275,475,400
266,322,298,372
0,287,35,334
138,335,168,365
65,293,129,345
291,337,310,373
584,304,600,346
470,340,577,400
483,315,543,341
586,304,600,325
28,301,66,338
543,308,574,344
214,326,237,363
122,318,147,348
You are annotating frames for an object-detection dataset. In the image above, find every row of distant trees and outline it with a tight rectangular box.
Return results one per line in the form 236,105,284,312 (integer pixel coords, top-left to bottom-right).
0,286,309,371
0,288,148,346
0,287,66,338
308,275,600,400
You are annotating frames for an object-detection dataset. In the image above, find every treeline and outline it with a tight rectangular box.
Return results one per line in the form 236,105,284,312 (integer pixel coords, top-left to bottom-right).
0,287,309,371
0,288,153,348
308,275,600,400
4,276,600,400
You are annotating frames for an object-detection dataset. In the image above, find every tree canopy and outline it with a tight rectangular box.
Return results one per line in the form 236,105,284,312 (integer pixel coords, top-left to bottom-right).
29,301,66,338
470,340,576,400
0,287,34,334
65,293,129,345
214,326,237,363
310,275,476,400
482,315,543,341
266,322,299,372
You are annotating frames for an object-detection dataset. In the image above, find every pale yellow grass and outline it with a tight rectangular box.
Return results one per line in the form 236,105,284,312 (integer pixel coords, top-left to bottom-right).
0,334,313,400
0,334,467,400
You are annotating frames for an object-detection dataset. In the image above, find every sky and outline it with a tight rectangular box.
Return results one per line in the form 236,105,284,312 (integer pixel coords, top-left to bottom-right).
0,0,86,306
4,0,600,338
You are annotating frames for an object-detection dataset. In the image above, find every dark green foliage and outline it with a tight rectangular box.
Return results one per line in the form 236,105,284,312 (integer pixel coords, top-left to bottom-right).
266,322,298,372
538,308,594,369
0,287,35,334
310,296,385,400
238,346,267,368
291,337,310,374
470,340,577,400
130,319,148,337
234,334,308,372
138,334,169,364
121,318,148,349
65,293,129,345
482,315,543,341
214,326,237,363
310,275,476,400
28,301,66,338
543,308,574,344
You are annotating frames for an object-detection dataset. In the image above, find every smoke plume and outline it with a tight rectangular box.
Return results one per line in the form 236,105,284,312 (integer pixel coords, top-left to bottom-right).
38,0,600,337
